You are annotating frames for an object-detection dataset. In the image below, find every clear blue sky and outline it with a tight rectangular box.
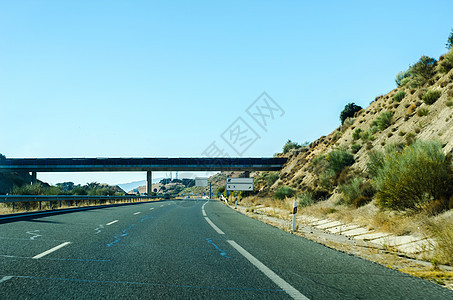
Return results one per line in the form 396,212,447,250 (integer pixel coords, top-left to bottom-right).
1,0,452,185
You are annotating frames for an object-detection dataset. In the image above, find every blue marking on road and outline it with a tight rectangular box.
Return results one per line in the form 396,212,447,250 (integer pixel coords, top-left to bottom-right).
5,275,284,292
206,238,231,258
140,215,154,223
107,224,135,247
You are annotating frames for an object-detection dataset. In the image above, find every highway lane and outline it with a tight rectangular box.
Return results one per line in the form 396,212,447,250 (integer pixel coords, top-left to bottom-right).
0,199,452,299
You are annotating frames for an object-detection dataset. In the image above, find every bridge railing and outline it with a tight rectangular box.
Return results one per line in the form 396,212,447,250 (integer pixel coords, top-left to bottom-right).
0,195,170,214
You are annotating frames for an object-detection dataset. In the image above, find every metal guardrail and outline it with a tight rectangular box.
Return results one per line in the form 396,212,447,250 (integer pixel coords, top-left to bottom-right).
0,195,170,213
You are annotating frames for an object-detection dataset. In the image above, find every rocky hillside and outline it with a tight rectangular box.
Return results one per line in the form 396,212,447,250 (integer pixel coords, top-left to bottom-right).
257,49,453,202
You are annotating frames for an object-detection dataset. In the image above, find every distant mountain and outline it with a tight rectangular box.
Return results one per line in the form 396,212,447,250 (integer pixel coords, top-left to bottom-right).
117,177,165,193
117,180,146,193
117,172,219,193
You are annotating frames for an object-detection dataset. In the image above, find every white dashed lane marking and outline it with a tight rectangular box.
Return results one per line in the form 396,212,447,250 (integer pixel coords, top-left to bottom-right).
106,220,119,226
32,242,71,259
133,212,141,215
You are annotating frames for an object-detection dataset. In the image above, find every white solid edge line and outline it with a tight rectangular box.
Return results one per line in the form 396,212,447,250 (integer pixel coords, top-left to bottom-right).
204,217,225,235
32,242,71,259
106,220,119,226
0,276,13,284
227,240,308,300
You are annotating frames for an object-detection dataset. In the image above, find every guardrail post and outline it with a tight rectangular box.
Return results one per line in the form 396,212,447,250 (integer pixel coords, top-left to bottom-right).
12,202,15,212
26,202,29,211
59,200,62,208
292,201,298,232
39,201,41,211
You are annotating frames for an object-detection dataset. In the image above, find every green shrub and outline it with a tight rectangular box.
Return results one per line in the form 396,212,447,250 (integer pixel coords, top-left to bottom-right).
439,50,453,73
422,90,442,105
311,188,331,201
360,131,371,141
351,143,361,154
298,192,313,207
367,150,384,178
417,107,429,116
311,154,327,170
405,132,417,146
393,91,406,102
0,153,5,160
340,103,362,124
352,195,371,208
316,169,336,191
339,177,363,205
274,186,295,200
374,111,393,131
369,125,378,134
339,178,375,207
352,128,362,140
283,140,301,154
395,71,411,87
408,56,437,88
374,140,453,211
265,172,279,186
11,183,49,195
446,99,453,107
327,149,355,173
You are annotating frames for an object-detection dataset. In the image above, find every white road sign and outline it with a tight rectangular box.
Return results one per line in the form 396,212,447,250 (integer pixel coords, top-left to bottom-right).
195,177,208,187
226,177,254,191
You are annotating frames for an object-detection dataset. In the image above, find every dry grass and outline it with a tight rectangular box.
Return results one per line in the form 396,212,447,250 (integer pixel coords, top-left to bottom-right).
0,199,162,215
425,211,453,265
299,197,427,236
297,195,453,266
399,268,453,287
0,204,10,214
239,196,294,219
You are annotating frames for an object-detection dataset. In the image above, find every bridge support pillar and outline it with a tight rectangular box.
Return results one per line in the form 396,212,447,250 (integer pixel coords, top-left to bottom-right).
147,171,152,195
31,172,37,184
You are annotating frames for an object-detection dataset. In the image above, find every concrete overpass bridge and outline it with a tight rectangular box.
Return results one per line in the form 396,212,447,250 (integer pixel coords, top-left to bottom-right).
0,157,287,194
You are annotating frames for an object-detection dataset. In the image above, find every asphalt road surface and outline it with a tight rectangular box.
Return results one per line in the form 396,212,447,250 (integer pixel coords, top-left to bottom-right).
1,199,452,299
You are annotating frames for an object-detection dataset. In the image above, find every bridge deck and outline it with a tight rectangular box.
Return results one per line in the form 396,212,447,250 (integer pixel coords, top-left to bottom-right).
0,157,286,172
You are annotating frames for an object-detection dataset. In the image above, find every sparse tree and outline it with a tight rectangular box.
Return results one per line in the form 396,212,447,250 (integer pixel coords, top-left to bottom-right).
446,28,453,50
340,103,362,124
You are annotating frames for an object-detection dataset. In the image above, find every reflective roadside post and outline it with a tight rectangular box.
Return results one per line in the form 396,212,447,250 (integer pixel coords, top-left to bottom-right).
292,201,298,232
